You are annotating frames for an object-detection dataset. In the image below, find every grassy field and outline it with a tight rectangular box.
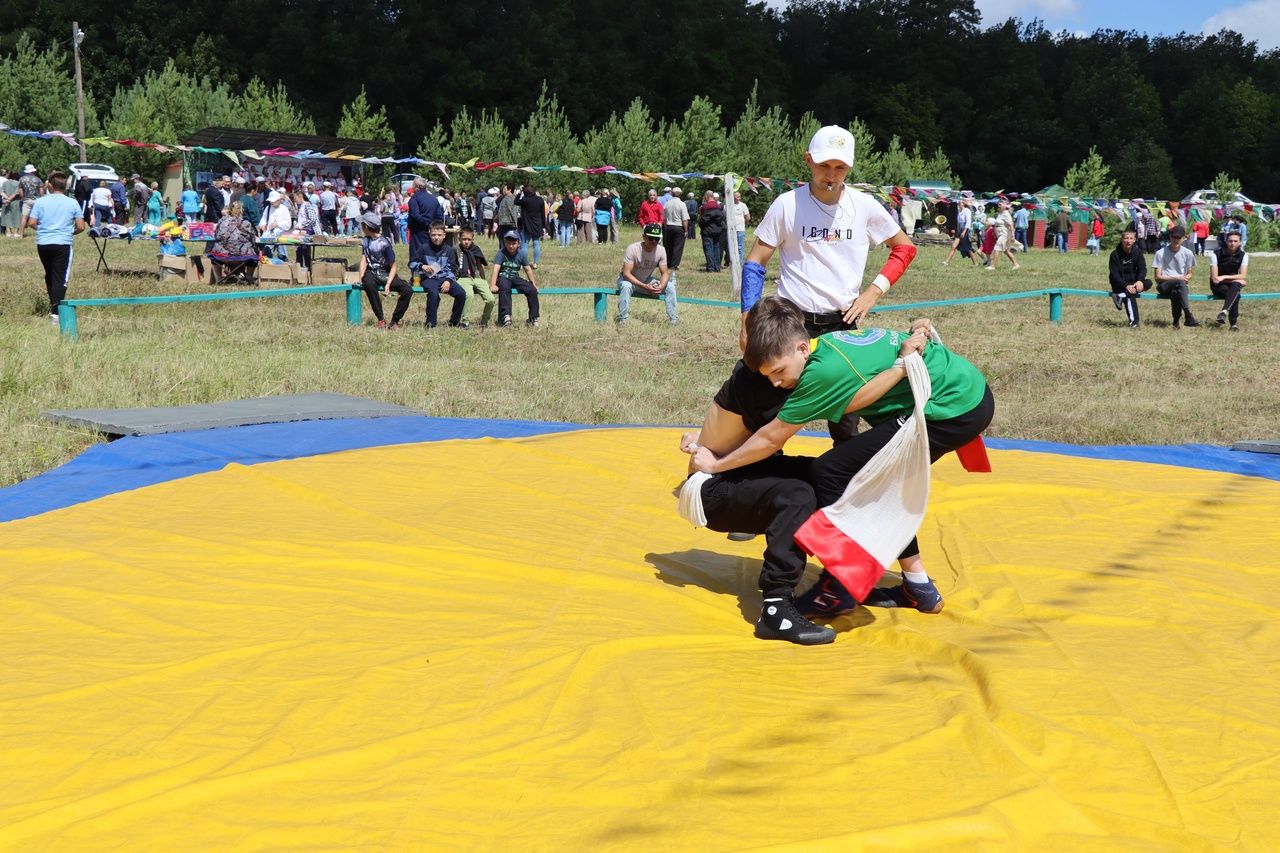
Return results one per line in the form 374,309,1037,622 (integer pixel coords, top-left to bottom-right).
1,224,1278,488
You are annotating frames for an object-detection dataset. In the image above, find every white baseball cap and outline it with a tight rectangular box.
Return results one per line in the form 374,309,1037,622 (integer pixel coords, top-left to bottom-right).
807,125,856,167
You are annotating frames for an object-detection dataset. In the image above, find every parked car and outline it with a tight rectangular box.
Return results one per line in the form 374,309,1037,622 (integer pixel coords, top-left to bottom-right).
67,162,120,195
1180,189,1256,205
388,172,425,193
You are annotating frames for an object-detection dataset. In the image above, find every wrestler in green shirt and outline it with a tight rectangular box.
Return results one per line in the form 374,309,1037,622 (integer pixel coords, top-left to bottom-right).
777,328,987,427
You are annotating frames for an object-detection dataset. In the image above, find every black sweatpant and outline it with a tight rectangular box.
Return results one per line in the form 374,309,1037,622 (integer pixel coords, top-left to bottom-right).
422,276,466,327
321,210,338,235
1211,281,1243,324
497,276,539,322
662,225,686,270
810,384,996,560
1112,279,1152,326
362,270,413,324
699,454,817,596
37,243,72,314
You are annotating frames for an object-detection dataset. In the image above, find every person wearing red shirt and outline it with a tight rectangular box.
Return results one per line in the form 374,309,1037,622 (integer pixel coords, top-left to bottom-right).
1192,217,1209,255
638,188,663,227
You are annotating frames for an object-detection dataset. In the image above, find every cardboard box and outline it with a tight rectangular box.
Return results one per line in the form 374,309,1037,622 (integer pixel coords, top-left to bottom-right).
310,260,347,285
157,254,201,284
342,270,360,285
258,262,296,284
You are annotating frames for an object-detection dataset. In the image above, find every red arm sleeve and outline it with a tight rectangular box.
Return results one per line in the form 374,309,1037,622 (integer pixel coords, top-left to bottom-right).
872,243,918,292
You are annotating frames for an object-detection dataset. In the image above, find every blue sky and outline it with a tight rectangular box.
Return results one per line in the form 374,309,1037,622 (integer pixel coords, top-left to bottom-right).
973,0,1280,50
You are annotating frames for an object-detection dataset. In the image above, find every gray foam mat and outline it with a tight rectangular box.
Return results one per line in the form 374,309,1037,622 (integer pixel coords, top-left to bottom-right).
1233,441,1280,455
42,393,422,437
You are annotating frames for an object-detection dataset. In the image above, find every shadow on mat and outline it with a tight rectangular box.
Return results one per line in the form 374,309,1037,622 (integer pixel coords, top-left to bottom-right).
646,548,874,632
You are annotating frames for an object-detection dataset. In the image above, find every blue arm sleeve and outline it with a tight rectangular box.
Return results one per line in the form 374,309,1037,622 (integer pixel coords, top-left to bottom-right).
741,261,766,312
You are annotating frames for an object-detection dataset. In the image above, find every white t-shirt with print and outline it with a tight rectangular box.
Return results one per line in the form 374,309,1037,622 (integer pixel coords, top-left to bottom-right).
754,185,900,313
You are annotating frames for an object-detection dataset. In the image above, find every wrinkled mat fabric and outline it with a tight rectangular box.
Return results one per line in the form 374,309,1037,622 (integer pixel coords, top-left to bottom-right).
1,426,1278,849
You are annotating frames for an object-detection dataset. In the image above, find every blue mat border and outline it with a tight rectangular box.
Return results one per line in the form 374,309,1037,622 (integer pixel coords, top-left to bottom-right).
1,416,1277,523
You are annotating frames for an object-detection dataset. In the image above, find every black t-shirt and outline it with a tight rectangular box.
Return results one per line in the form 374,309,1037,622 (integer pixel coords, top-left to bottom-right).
713,359,791,433
517,193,546,235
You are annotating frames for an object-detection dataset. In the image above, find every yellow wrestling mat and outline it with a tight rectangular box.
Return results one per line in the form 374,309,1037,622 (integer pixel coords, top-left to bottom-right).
2,427,1278,849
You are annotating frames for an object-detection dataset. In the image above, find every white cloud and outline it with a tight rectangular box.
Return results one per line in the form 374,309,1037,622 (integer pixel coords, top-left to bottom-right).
974,0,1082,26
1203,1,1280,51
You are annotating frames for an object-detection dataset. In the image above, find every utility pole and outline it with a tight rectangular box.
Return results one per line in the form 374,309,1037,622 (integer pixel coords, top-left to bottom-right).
72,22,86,162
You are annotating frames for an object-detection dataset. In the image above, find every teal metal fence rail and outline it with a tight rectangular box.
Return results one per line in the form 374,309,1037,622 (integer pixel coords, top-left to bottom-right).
57,285,1280,339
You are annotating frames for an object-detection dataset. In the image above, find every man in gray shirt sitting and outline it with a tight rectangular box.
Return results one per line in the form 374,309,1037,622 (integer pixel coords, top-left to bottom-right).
616,223,677,325
1154,225,1200,329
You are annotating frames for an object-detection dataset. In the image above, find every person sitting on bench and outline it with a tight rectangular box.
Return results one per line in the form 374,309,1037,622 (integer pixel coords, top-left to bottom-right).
616,223,677,326
358,212,413,330
1209,230,1247,332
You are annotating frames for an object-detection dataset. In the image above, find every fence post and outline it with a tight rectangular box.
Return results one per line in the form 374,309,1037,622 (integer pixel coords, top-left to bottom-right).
1048,290,1063,324
346,287,362,325
594,291,607,323
58,304,78,339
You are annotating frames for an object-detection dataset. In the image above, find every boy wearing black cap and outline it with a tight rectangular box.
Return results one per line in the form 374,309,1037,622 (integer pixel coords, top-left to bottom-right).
358,212,413,330
489,229,540,327
616,223,678,325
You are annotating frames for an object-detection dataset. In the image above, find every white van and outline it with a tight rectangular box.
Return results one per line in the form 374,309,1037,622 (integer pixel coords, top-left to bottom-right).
67,162,120,194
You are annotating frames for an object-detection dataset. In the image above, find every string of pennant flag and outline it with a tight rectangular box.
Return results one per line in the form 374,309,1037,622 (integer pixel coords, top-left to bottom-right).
3,121,1273,221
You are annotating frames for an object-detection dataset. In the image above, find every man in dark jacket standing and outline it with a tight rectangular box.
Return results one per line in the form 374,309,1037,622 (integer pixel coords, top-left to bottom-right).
203,177,226,223
517,184,546,268
699,192,727,272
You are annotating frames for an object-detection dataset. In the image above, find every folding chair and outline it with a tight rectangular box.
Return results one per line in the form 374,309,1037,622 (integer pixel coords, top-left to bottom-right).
208,253,260,285
89,230,112,273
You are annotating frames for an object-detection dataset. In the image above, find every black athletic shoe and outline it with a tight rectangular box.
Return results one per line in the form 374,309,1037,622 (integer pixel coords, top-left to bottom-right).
1184,316,1201,328
1111,292,1124,311
754,597,836,645
794,570,856,618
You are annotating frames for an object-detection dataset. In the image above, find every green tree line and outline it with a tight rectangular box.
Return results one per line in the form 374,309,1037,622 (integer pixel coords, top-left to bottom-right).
3,0,1279,198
